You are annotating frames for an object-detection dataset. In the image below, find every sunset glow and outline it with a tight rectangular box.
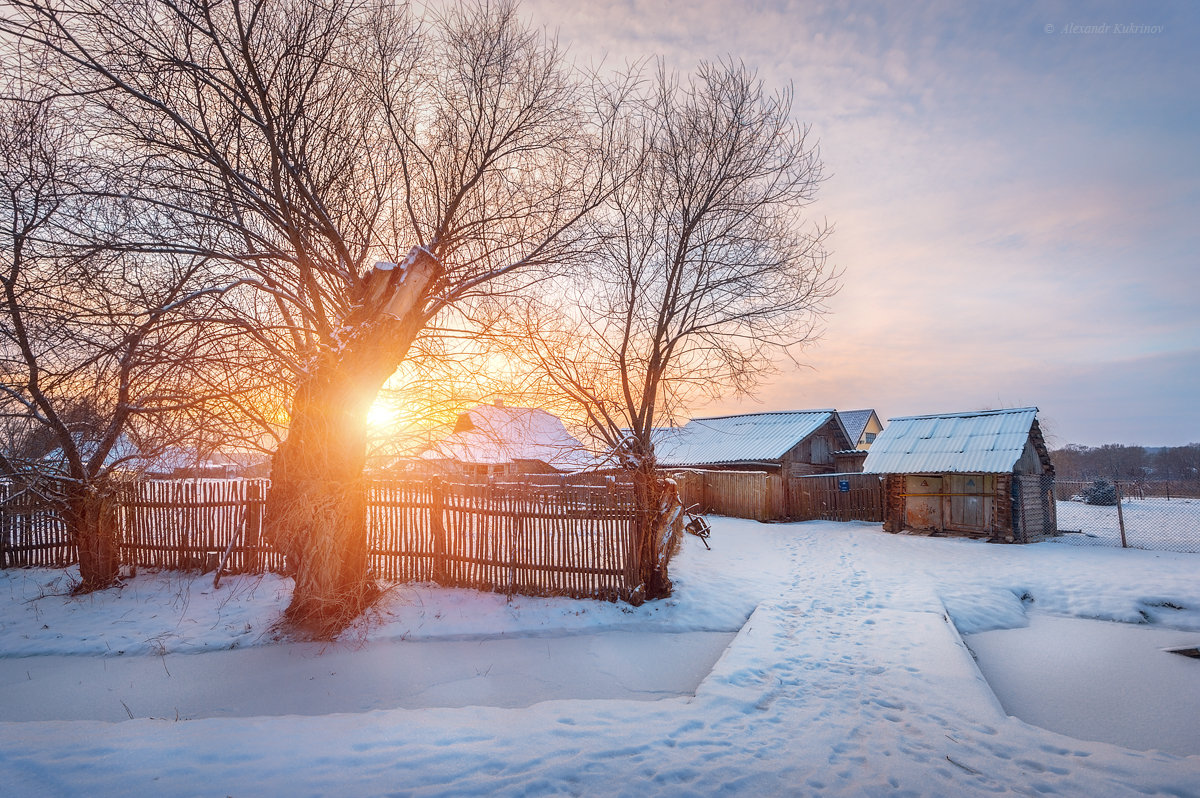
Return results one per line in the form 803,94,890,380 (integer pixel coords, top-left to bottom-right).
520,0,1200,446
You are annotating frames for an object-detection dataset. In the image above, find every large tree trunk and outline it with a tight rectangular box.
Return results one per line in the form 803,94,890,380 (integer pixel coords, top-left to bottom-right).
65,482,121,593
264,249,436,637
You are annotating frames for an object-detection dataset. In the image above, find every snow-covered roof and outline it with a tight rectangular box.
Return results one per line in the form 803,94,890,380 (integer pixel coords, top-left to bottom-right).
423,404,592,472
40,438,265,475
861,407,1040,475
836,409,878,445
653,410,846,467
41,434,140,471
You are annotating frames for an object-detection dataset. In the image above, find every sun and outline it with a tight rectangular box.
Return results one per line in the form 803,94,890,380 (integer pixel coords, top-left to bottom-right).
366,397,402,432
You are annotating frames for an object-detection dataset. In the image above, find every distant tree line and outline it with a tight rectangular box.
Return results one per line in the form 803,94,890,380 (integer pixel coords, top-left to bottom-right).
1051,443,1200,485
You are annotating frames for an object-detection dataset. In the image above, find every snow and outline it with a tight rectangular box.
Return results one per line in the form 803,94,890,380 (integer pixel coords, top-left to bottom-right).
0,632,736,721
965,615,1200,756
2,519,1198,796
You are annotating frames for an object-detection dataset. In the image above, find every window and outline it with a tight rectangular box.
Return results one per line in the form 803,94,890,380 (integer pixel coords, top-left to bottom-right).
811,435,831,464
865,432,876,444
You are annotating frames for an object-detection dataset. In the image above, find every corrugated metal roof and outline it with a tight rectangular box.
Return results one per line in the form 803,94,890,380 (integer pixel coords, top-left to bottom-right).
861,407,1039,475
654,410,841,467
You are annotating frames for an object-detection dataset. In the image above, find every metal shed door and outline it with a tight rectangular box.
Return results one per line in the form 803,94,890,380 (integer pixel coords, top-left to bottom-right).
904,476,942,530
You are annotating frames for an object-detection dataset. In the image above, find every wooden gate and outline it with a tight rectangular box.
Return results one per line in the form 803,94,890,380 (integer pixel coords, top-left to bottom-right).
787,473,883,522
945,474,994,533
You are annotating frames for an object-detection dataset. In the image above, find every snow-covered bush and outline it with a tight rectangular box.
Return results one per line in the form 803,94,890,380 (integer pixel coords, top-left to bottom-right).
1082,479,1118,506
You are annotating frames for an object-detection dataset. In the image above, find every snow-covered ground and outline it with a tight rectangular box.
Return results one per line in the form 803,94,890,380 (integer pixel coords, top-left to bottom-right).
965,615,1200,757
1,518,1198,796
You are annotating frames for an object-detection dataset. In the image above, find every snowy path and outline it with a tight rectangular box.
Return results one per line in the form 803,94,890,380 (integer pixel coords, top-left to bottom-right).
2,520,1199,796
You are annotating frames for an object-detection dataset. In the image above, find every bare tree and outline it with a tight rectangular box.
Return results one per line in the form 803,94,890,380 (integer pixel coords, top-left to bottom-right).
2,0,621,633
512,60,838,599
0,85,245,589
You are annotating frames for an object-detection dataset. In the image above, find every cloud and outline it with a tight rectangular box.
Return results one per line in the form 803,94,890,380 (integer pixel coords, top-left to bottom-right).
519,0,1200,445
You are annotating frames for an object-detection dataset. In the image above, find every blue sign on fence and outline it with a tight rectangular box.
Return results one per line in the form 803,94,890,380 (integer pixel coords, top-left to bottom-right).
838,479,850,492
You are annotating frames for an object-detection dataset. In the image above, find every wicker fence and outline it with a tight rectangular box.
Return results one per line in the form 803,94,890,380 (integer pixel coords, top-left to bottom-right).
668,470,883,523
371,480,637,598
122,479,273,573
0,478,640,599
0,482,72,568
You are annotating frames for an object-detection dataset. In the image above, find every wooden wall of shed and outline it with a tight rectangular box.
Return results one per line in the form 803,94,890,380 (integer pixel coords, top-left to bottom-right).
882,472,1017,540
993,473,1013,537
833,450,868,473
780,418,852,478
883,474,905,533
1014,422,1055,476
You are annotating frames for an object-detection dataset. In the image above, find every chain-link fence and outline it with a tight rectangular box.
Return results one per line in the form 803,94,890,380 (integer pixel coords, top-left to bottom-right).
1052,480,1200,553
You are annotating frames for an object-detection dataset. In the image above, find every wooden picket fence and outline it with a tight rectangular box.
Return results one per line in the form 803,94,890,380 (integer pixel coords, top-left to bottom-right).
0,478,639,600
789,473,885,522
0,482,73,568
122,480,273,573
669,470,883,522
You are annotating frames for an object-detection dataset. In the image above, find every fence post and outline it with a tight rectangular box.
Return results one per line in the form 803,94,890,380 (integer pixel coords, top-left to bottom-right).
0,481,9,569
246,482,263,573
1115,481,1128,548
431,478,447,584
509,494,521,597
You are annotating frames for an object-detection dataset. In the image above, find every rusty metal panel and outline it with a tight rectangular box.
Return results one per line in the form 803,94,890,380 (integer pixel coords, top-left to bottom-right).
904,475,943,530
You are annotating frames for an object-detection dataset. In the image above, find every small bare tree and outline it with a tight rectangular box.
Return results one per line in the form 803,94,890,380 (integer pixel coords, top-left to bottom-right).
513,60,838,599
0,86,245,589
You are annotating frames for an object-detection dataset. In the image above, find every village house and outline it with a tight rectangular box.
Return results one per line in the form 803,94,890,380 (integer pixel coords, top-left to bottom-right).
419,401,593,477
652,410,856,476
830,409,884,473
836,409,884,450
862,407,1057,542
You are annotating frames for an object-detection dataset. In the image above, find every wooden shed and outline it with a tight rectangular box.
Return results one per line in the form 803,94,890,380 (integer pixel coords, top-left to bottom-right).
861,407,1057,543
652,410,855,476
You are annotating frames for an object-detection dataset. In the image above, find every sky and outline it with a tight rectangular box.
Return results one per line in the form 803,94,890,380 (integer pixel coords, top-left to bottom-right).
517,0,1200,448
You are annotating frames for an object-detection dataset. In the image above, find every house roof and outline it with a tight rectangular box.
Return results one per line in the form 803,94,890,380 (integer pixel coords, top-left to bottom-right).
41,434,140,472
861,407,1040,475
653,410,847,468
423,404,592,471
837,409,879,444
41,438,265,475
